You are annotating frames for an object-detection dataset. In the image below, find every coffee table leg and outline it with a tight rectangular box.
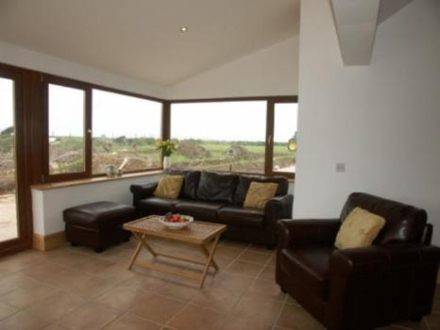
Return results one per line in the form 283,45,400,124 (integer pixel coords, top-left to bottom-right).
128,233,158,269
199,234,221,288
128,233,144,269
200,243,219,271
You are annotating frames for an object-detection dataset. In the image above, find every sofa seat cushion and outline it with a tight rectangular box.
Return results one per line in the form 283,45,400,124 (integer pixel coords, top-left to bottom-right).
137,197,180,215
218,206,264,228
280,247,334,297
175,201,225,222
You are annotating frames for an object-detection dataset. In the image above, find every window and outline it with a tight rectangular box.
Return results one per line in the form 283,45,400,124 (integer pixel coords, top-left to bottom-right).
92,89,162,174
48,84,86,175
170,97,298,177
272,101,298,175
43,75,163,182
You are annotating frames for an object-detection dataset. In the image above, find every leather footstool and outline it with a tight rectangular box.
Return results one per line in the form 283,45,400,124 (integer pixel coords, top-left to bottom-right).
63,201,136,252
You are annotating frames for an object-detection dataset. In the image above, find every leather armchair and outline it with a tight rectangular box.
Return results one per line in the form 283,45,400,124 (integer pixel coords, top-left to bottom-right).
276,192,440,330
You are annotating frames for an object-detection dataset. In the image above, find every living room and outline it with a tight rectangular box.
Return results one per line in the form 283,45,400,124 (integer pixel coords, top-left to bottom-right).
0,0,439,329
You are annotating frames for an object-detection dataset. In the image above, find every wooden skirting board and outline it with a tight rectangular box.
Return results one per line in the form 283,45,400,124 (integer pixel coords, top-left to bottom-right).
33,231,66,251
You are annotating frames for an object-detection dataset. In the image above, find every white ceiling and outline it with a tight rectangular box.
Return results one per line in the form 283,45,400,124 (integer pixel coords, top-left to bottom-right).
0,0,300,86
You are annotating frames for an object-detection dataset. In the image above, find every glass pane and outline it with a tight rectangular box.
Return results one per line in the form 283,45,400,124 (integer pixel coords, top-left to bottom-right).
273,103,298,173
0,77,18,241
92,89,162,174
171,101,267,174
48,84,85,174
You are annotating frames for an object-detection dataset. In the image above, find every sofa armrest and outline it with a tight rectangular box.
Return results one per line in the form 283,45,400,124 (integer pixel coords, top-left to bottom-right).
265,195,294,219
130,182,158,207
276,218,341,249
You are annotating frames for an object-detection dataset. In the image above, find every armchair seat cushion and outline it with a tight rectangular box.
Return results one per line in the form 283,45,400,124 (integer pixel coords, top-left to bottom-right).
280,247,333,297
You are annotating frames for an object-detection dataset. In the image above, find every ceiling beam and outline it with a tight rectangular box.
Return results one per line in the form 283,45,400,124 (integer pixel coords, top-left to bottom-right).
331,0,381,66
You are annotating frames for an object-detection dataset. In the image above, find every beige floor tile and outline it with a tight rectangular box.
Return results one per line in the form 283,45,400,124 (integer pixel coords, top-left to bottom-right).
19,261,69,283
190,286,242,312
57,302,123,330
276,303,325,330
0,310,50,330
207,272,252,293
0,250,44,276
94,285,151,312
102,312,162,330
226,260,264,278
215,246,245,259
74,257,116,274
167,303,226,330
0,282,58,309
217,315,273,330
129,293,185,324
0,301,19,320
231,292,284,325
237,250,272,265
154,281,200,301
258,265,276,280
25,290,86,322
244,278,286,300
0,273,39,296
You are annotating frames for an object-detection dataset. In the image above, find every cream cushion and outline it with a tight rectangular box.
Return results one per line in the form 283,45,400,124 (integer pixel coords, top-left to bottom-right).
243,182,278,209
153,175,184,199
335,207,386,249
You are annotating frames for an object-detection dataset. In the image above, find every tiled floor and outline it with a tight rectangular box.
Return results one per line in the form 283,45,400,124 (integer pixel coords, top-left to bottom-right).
0,237,439,330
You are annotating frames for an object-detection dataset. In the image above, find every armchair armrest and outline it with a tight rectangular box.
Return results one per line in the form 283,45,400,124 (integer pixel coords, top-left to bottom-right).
130,182,158,207
326,244,440,329
276,218,340,249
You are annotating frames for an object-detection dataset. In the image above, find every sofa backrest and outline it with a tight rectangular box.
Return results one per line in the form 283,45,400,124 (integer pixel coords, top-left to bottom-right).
340,192,428,245
165,169,201,199
165,169,290,205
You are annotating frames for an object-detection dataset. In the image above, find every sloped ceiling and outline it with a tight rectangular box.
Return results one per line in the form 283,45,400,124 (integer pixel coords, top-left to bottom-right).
331,0,413,66
0,0,299,86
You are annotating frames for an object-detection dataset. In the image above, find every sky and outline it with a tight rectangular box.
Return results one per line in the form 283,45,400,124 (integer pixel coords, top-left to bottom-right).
1,79,298,143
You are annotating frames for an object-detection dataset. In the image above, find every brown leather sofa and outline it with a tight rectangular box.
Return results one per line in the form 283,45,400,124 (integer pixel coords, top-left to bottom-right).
130,169,293,248
276,192,440,330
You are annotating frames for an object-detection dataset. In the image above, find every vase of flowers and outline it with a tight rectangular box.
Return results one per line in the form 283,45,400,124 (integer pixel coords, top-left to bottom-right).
156,139,177,169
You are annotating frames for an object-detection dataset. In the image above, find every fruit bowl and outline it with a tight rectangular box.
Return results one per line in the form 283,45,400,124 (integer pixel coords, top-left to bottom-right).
158,213,194,230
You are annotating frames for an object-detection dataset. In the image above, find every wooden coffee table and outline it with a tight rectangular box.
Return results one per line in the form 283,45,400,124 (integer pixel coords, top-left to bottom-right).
123,215,227,288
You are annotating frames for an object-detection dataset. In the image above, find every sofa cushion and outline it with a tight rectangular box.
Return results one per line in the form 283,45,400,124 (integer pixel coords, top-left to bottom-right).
175,201,224,222
218,205,264,228
335,207,386,249
153,175,184,199
234,175,289,205
165,169,201,199
244,182,278,209
137,197,179,215
196,171,238,203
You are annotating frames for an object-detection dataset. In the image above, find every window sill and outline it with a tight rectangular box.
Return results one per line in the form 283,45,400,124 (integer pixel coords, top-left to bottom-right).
31,170,163,191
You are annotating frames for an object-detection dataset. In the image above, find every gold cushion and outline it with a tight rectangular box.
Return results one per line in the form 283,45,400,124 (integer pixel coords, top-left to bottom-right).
243,182,278,209
335,207,386,249
153,175,184,199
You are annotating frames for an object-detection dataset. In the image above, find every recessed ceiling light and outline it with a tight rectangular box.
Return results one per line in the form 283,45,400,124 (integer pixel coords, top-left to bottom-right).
179,26,188,33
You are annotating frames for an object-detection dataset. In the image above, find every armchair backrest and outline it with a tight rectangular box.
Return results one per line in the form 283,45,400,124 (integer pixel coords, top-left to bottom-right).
340,192,428,245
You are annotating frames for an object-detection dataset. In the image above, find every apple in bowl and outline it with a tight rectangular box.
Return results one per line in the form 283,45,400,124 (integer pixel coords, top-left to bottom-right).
159,213,194,230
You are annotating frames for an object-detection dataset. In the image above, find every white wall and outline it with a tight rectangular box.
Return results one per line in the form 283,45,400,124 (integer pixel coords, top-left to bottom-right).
32,174,161,235
0,41,166,99
168,37,299,99
294,0,440,245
